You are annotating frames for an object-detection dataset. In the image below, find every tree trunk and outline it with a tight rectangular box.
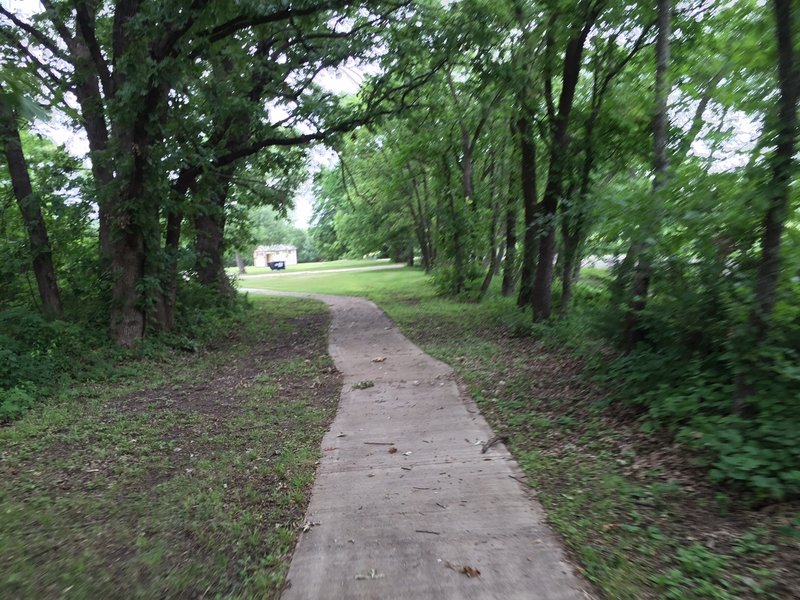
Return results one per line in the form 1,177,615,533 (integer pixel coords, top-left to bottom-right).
516,117,538,307
622,0,672,352
110,221,147,347
749,0,798,342
0,93,63,319
531,10,600,321
502,161,518,297
153,209,183,332
559,227,581,316
442,157,466,294
479,198,501,300
447,187,466,294
71,41,115,259
408,172,435,272
235,250,247,275
195,172,234,298
560,135,593,316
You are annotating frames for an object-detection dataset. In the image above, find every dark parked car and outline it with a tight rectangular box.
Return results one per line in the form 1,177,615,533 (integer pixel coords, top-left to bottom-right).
267,261,286,271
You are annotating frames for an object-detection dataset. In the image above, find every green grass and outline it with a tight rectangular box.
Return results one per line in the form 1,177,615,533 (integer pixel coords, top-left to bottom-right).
239,266,430,299
0,296,339,599
227,258,395,277
236,268,792,599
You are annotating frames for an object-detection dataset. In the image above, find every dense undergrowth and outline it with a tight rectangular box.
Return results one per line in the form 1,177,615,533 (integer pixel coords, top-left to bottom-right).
426,263,800,505
0,281,248,421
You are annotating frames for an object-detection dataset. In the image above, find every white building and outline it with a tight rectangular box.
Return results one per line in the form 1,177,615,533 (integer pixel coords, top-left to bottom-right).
253,245,298,267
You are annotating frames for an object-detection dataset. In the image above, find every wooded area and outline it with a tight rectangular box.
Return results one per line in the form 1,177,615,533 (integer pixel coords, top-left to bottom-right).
1,0,799,505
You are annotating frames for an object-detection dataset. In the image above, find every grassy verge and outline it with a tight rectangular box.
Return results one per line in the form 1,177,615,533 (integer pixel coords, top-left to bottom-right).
227,258,395,277
0,296,340,599
241,267,799,599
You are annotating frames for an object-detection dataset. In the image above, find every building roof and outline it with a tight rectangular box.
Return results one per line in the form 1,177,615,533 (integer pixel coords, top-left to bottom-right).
254,244,297,252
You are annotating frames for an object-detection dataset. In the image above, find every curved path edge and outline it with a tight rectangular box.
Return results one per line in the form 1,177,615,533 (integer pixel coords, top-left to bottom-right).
243,289,595,600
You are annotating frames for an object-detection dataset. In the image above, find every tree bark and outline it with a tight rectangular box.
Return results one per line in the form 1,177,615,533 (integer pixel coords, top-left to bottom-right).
622,0,672,352
531,8,601,321
516,117,538,307
408,170,435,272
195,170,235,297
72,57,114,259
479,190,502,299
110,222,147,347
0,93,63,319
152,209,183,331
502,157,518,297
749,0,798,341
235,250,247,275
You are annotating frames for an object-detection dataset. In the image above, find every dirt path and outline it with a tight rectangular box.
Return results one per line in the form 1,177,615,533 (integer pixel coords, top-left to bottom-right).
236,263,404,279
244,290,593,599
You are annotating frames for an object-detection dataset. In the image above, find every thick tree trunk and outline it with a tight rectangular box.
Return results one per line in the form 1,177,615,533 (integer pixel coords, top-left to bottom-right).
195,173,234,297
531,11,600,321
153,209,183,331
622,0,672,352
0,94,63,319
110,222,146,347
516,117,538,307
235,250,246,275
502,163,518,297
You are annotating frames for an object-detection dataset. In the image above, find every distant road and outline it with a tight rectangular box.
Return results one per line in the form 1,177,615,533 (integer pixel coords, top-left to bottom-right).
235,263,406,279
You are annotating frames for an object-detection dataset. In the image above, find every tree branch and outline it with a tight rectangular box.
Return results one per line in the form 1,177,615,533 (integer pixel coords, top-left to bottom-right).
0,6,70,60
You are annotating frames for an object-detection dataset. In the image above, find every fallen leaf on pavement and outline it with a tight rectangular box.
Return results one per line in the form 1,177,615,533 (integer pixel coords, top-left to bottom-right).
388,447,398,454
301,521,321,533
445,561,481,578
355,569,385,580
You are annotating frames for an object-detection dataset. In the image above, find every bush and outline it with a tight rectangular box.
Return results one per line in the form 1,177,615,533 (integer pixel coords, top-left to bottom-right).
603,342,800,502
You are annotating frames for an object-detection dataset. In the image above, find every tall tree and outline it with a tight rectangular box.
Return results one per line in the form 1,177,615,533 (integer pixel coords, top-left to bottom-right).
531,1,605,321
749,0,799,342
0,87,62,318
621,0,671,352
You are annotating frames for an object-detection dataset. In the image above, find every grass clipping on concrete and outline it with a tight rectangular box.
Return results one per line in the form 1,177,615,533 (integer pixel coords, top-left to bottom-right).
0,296,339,599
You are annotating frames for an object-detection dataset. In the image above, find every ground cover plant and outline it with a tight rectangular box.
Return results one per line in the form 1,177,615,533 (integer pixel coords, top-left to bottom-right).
242,267,800,599
0,296,339,598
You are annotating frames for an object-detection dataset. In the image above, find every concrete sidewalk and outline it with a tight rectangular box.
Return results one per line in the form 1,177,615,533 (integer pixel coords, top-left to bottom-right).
244,290,594,600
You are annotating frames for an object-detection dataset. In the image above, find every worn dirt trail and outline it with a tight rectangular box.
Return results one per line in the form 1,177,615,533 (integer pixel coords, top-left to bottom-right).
243,290,593,600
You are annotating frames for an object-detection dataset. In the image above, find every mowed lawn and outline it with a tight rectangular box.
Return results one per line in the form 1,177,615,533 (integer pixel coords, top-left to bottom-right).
0,296,340,599
239,267,431,299
227,258,395,277
238,268,799,600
